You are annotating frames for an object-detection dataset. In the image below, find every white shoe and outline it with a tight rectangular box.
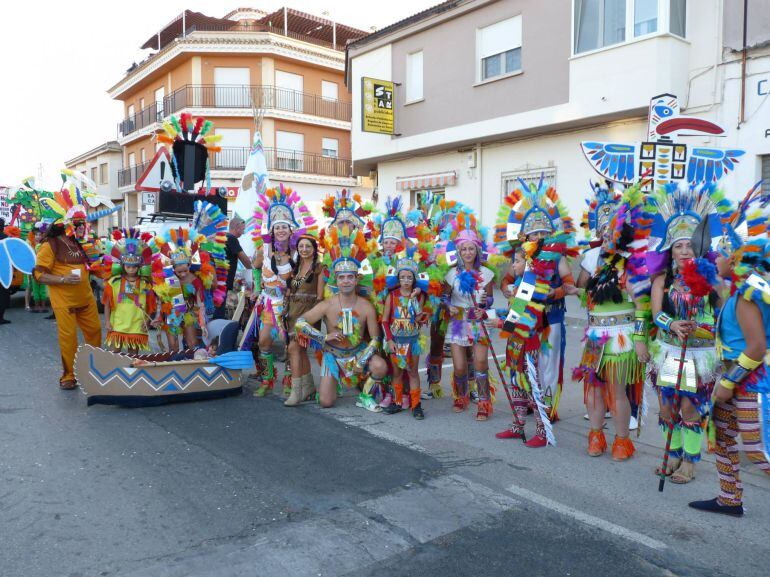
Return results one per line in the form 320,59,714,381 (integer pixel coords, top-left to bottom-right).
629,415,638,431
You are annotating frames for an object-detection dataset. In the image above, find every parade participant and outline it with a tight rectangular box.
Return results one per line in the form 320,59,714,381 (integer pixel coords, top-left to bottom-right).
101,229,157,353
689,186,770,517
27,222,50,314
573,182,652,460
296,225,387,411
439,209,498,421
250,184,316,397
216,215,253,320
152,201,229,351
283,233,325,406
380,246,438,419
321,188,374,235
648,184,721,483
493,178,577,421
33,188,103,389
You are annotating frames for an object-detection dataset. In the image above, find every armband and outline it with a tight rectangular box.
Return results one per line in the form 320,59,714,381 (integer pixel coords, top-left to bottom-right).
654,311,673,332
720,352,763,390
551,287,566,301
356,338,378,368
295,317,324,345
633,310,649,341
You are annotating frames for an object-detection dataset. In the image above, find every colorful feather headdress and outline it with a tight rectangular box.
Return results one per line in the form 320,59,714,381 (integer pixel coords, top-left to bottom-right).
581,181,622,245
39,172,118,237
323,224,372,277
158,113,222,192
251,184,317,251
494,177,575,258
649,182,721,252
322,189,374,229
375,195,412,246
436,206,495,268
105,228,154,276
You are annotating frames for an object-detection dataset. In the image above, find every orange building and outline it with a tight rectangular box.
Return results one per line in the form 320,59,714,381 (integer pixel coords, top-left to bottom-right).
108,7,368,223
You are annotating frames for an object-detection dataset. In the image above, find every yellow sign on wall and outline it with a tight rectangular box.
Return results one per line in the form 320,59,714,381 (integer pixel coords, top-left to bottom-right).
361,77,394,134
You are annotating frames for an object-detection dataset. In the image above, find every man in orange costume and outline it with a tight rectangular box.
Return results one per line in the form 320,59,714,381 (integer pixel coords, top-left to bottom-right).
34,217,101,389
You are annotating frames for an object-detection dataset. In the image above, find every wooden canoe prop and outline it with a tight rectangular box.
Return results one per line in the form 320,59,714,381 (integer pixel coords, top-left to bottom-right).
75,344,248,407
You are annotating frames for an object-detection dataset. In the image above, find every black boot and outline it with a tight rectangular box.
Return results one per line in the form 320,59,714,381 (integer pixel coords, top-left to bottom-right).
412,403,424,420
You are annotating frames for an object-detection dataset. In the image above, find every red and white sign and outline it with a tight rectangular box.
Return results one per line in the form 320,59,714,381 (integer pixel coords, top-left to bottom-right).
135,148,174,193
196,186,239,200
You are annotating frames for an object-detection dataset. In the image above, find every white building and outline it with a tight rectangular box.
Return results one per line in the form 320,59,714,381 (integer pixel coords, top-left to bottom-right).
346,0,770,226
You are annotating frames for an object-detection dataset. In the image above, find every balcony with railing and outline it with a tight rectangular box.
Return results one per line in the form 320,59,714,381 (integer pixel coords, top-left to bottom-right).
118,85,352,139
118,147,352,187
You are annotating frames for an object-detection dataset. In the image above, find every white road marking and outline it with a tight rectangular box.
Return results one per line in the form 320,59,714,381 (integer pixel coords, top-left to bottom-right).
333,414,430,454
505,484,668,551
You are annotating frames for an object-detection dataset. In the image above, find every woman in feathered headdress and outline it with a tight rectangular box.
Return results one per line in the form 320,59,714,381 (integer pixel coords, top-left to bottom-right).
437,208,498,421
493,178,578,446
101,229,157,353
648,183,723,483
152,201,229,351
689,184,770,517
248,184,317,397
32,172,119,389
573,181,652,461
295,224,388,411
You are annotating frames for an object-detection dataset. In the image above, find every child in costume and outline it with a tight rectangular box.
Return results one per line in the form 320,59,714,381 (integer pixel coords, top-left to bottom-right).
494,177,577,422
102,229,157,353
28,222,50,313
689,185,770,517
152,201,229,350
439,209,498,421
380,246,438,419
648,184,722,483
248,184,316,397
574,182,652,460
295,225,388,411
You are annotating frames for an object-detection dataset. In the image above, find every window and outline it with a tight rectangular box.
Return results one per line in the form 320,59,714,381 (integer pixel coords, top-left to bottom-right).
574,0,626,53
91,167,98,182
214,129,251,169
406,51,424,102
762,155,770,199
100,163,108,185
412,189,444,210
140,148,146,164
155,87,164,118
128,152,136,167
275,70,304,113
139,97,145,110
478,16,522,82
669,0,686,37
127,104,135,118
634,0,657,36
275,130,304,172
574,0,685,54
501,166,557,201
214,67,251,107
322,138,339,158
321,80,338,101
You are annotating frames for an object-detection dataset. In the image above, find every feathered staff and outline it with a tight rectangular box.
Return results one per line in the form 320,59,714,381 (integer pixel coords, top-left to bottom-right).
658,256,719,492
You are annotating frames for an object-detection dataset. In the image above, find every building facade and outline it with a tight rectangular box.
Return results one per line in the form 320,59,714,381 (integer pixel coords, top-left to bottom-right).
108,7,368,224
346,0,770,226
64,141,124,236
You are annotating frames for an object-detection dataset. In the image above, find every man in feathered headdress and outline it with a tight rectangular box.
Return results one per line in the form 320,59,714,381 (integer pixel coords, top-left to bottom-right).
688,184,770,516
296,225,387,411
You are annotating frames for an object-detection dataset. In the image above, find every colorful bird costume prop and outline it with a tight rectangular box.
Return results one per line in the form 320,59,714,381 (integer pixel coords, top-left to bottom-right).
151,201,229,337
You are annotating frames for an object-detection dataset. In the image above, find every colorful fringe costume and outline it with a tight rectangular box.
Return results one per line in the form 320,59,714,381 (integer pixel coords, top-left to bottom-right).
648,184,721,464
573,182,652,457
437,208,501,419
247,184,317,393
101,229,156,352
688,184,770,515
494,177,577,445
494,176,577,422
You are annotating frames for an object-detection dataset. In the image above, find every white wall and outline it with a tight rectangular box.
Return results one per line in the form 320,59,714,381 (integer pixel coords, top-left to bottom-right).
351,44,393,163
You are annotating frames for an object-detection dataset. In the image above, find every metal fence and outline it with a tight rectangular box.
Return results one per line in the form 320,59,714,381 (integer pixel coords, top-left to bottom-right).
213,147,352,178
118,160,152,187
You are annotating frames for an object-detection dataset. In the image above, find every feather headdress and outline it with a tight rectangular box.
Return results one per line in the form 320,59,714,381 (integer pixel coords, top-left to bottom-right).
649,182,722,252
493,177,575,258
436,207,496,267
322,189,374,229
580,181,622,245
251,184,317,251
374,195,412,246
100,228,154,278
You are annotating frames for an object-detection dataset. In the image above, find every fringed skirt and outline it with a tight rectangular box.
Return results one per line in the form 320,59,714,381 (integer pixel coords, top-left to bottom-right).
445,309,489,347
650,338,718,417
388,334,426,369
105,331,150,351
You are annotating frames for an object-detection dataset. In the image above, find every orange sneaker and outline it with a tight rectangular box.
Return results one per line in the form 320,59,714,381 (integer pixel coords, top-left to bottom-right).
588,429,607,456
611,435,636,461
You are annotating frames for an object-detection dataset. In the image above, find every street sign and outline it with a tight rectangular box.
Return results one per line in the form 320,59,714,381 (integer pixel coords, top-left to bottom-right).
142,192,156,205
135,148,174,193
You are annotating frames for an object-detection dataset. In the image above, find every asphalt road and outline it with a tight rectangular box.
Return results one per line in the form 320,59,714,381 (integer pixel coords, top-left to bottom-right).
1,296,769,577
